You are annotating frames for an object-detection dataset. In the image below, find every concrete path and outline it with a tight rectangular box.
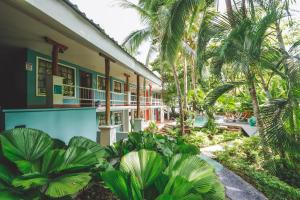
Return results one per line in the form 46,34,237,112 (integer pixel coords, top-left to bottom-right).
200,154,268,200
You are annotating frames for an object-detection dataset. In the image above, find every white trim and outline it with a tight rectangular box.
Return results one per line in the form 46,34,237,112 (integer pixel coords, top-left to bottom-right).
35,57,77,98
113,80,123,93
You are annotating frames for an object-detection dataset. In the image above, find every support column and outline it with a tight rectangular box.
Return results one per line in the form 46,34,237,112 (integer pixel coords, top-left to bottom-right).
45,37,68,107
98,125,118,146
123,109,131,132
136,74,140,118
99,57,117,145
134,74,144,131
124,73,130,105
105,58,110,125
160,107,165,124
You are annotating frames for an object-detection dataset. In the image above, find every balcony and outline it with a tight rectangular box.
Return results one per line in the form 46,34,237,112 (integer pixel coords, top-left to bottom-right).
62,85,163,108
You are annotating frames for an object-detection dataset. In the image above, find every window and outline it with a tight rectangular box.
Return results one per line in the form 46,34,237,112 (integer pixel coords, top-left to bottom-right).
37,59,52,95
97,76,106,90
36,58,76,97
61,65,75,97
98,113,106,126
113,81,122,93
113,112,122,125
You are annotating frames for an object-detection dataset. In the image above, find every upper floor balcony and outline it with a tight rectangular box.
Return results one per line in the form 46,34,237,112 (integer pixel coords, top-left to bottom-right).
62,85,163,109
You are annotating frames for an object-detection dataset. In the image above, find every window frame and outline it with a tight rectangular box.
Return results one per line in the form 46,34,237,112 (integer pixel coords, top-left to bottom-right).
97,75,106,91
113,80,122,93
113,111,123,125
36,57,77,98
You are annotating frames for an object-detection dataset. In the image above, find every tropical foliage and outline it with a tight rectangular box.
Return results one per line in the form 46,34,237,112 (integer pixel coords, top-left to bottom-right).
102,149,224,200
0,128,224,200
0,128,107,199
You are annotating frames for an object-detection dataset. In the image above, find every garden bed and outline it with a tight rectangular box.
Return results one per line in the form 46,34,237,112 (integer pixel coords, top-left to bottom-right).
215,136,300,200
163,127,244,148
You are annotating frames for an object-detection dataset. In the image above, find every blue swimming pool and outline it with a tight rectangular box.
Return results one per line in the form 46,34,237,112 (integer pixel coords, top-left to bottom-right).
194,115,208,127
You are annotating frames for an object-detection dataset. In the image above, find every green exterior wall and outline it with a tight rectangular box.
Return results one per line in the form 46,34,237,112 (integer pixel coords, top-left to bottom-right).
3,107,97,142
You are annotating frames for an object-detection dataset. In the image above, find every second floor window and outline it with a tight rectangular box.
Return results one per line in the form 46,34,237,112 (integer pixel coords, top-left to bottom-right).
97,76,106,90
113,81,122,93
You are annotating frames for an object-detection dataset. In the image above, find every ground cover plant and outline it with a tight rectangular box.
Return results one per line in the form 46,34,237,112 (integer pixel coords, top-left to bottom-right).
163,127,244,148
215,136,300,200
0,128,225,200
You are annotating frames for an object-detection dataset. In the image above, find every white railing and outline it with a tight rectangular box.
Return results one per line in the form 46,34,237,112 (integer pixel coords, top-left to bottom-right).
152,98,162,106
62,85,162,107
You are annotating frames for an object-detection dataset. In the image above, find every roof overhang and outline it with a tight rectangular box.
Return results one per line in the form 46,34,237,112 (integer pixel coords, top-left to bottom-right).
6,0,161,86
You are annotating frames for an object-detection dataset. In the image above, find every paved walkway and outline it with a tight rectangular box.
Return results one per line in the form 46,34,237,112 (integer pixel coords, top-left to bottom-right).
200,153,267,200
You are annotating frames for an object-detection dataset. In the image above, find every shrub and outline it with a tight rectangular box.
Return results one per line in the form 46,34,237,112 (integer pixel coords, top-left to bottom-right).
247,169,300,200
106,132,200,166
216,136,300,200
0,128,107,199
102,149,225,200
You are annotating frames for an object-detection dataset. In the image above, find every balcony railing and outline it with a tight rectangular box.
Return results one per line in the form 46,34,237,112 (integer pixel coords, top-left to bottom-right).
62,85,162,107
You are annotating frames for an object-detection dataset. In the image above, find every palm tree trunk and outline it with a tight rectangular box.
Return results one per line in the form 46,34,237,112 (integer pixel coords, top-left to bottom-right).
246,72,263,134
171,64,185,135
241,0,246,17
183,58,188,112
191,58,197,111
258,73,272,100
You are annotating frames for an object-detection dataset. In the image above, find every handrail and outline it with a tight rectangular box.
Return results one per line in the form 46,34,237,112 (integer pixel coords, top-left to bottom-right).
61,84,162,107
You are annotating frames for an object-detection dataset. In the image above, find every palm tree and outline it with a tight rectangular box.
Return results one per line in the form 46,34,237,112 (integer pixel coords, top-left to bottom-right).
121,0,209,135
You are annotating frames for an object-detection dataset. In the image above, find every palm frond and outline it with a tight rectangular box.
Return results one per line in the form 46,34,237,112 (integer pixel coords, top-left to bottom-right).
122,28,151,54
260,100,300,155
161,0,207,66
204,82,245,107
118,0,152,23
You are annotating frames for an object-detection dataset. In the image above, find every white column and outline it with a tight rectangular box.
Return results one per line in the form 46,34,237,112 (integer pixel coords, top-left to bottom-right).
123,109,131,132
160,107,164,124
133,118,145,132
98,125,118,146
150,108,155,121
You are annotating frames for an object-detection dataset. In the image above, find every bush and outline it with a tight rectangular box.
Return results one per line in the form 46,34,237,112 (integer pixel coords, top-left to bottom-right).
247,169,300,200
101,150,225,200
0,128,108,199
106,131,200,166
216,136,300,200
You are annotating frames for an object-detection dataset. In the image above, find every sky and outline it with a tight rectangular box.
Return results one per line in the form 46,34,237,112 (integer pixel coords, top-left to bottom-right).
70,0,300,63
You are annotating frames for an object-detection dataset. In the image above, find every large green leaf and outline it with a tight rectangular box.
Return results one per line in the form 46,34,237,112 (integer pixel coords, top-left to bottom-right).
102,170,130,200
40,149,66,174
0,128,53,173
120,150,165,189
0,164,15,185
59,147,98,171
39,146,99,174
68,136,107,159
45,172,91,198
101,170,143,200
162,176,199,200
165,155,222,196
12,173,48,190
0,190,23,200
155,194,174,200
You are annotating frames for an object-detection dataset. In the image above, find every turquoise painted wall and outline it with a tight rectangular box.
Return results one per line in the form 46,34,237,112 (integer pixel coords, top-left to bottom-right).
25,49,118,106
4,108,97,143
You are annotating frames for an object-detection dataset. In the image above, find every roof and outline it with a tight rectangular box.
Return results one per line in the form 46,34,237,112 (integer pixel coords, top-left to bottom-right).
62,0,160,80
